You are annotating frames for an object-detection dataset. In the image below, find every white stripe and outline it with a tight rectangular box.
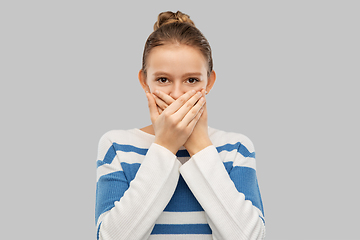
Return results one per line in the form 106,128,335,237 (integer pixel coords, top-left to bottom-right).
155,211,208,225
255,205,265,220
148,234,212,240
208,127,255,153
219,150,256,170
97,165,119,182
116,151,145,164
96,158,122,182
96,210,109,229
108,129,153,148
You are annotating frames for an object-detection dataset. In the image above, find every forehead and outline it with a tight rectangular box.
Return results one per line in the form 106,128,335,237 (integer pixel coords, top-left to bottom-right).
147,44,207,75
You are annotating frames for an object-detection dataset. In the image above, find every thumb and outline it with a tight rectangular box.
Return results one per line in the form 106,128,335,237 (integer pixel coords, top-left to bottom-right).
146,92,159,123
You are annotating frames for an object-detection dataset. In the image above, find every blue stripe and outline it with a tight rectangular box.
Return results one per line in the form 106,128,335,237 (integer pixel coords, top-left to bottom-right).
120,162,141,183
97,160,106,168
260,215,265,224
151,224,212,235
164,175,203,212
102,144,117,164
95,171,129,224
97,222,101,240
223,161,233,173
223,162,264,217
98,142,254,167
229,166,264,215
216,142,255,158
97,144,148,167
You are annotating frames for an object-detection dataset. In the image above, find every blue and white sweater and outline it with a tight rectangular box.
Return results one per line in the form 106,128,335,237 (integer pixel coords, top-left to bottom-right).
95,127,265,240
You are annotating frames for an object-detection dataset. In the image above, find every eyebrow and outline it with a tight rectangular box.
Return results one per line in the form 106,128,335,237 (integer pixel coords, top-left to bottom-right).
153,71,203,77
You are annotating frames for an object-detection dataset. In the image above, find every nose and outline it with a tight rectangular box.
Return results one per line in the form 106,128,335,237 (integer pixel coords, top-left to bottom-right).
169,85,185,100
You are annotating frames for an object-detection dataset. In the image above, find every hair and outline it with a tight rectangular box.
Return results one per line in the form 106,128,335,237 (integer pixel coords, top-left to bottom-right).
142,11,213,77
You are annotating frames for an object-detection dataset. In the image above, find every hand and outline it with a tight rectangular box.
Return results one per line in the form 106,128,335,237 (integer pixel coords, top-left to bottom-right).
152,89,212,156
151,90,175,114
183,89,212,156
146,90,206,155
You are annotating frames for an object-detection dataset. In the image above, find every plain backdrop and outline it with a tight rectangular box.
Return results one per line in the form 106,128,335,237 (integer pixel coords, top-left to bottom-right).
1,1,359,239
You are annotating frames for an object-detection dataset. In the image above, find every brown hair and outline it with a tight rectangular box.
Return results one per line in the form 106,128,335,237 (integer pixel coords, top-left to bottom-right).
142,11,213,77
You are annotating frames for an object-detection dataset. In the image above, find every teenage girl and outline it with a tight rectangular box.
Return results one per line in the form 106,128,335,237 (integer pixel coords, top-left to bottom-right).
95,11,265,240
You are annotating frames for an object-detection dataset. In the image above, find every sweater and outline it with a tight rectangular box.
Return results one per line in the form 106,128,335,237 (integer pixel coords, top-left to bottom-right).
95,127,265,240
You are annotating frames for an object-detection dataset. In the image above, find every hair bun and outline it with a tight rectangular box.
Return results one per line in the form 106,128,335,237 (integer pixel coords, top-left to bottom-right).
153,11,195,31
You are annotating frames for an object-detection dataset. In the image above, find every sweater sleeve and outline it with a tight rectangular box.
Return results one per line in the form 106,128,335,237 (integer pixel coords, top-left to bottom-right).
179,142,265,240
95,133,181,240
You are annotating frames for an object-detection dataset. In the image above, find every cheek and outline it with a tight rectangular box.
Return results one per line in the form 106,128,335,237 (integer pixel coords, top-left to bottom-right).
193,82,207,92
146,83,158,93
148,86,171,95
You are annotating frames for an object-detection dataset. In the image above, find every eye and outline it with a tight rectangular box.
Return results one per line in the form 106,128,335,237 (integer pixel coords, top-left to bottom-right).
157,77,169,83
187,78,200,84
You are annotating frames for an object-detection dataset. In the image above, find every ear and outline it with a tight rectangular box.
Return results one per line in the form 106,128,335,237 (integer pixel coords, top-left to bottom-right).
138,70,150,92
205,70,216,94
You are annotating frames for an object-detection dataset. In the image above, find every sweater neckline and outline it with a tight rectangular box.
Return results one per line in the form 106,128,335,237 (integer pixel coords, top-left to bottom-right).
132,126,214,140
132,128,156,141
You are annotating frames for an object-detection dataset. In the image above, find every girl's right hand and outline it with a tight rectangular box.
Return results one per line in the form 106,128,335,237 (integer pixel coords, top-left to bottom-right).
146,90,205,155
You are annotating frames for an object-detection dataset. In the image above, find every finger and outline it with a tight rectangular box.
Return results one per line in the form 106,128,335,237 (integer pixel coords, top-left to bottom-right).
152,93,169,111
157,106,163,114
172,91,203,121
186,105,205,131
201,88,206,97
153,90,175,105
146,92,159,122
180,95,206,126
196,101,208,124
163,90,198,115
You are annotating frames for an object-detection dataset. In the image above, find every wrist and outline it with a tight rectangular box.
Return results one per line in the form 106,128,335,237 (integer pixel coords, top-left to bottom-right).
185,138,212,157
154,140,179,155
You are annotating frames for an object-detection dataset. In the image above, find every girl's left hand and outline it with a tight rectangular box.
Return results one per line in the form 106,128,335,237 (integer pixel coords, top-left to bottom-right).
153,90,212,157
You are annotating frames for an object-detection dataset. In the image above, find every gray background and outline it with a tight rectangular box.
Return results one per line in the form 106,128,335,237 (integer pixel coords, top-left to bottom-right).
1,1,359,239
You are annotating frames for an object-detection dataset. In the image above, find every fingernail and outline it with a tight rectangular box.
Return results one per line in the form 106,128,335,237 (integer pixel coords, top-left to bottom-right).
191,90,196,94
155,90,159,94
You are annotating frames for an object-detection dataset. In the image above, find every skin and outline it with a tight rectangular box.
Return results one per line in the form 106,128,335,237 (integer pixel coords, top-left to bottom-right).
138,43,216,156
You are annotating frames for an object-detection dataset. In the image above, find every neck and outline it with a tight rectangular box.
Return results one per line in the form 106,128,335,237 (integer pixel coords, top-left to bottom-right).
140,124,155,136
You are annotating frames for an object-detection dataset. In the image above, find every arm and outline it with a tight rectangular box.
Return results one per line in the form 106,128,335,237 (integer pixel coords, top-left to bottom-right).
151,90,265,239
179,140,265,240
95,131,181,240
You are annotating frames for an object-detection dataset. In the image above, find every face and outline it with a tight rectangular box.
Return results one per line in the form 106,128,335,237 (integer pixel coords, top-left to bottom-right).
139,44,215,100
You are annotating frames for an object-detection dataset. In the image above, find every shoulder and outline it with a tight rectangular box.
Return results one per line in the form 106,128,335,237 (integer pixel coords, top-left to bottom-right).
97,128,154,162
96,129,130,160
98,128,154,149
98,129,130,145
208,127,255,154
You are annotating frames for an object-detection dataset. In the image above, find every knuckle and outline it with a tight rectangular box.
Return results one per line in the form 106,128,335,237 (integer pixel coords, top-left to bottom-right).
178,96,186,105
176,123,185,132
168,116,177,125
164,111,171,118
189,107,197,115
185,101,194,108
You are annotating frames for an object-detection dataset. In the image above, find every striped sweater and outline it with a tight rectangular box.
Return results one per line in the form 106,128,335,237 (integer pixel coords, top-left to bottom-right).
95,127,265,239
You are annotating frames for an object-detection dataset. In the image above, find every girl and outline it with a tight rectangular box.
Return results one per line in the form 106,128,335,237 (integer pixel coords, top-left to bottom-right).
95,11,265,240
